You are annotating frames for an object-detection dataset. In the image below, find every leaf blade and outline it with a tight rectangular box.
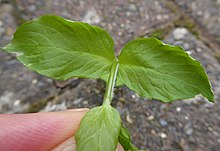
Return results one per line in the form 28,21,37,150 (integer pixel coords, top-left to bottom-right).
4,15,115,81
119,126,146,151
75,106,121,151
118,37,214,102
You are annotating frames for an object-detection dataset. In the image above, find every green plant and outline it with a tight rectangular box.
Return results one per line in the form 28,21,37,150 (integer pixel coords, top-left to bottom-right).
2,15,214,151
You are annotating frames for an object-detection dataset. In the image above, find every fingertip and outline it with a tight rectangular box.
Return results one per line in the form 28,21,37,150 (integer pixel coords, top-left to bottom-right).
0,109,89,151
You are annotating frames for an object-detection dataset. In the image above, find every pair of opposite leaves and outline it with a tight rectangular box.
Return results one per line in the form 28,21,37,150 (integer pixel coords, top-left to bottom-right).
4,15,214,103
3,15,214,151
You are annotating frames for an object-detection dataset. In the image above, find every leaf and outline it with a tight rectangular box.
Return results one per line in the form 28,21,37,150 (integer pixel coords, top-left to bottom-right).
118,37,214,102
119,126,146,151
75,105,121,151
4,15,116,81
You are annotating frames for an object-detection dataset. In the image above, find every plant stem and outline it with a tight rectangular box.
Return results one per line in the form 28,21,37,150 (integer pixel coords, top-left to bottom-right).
103,59,119,106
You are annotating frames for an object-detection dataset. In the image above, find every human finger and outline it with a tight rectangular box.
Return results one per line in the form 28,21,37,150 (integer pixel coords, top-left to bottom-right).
0,108,88,151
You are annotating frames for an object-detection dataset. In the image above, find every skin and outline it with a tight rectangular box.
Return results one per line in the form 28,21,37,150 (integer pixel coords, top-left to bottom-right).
0,108,124,151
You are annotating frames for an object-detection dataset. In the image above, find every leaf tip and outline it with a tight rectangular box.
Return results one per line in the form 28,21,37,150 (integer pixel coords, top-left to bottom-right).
206,91,215,103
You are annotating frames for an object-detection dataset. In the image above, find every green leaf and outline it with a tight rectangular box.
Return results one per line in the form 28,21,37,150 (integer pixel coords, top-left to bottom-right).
4,15,116,81
119,126,146,151
75,105,121,151
118,37,214,102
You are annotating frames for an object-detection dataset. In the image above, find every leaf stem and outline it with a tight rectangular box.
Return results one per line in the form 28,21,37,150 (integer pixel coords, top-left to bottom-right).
103,59,119,106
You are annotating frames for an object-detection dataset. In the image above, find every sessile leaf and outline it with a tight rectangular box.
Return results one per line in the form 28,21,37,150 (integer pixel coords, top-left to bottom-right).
118,38,214,102
3,15,214,103
4,15,116,81
119,126,146,151
75,105,121,151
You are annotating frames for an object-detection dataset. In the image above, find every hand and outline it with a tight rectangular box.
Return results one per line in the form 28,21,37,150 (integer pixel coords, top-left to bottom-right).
0,109,124,151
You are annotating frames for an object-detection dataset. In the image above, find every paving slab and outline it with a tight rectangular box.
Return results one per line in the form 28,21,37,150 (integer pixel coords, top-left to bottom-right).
0,55,57,113
174,0,220,44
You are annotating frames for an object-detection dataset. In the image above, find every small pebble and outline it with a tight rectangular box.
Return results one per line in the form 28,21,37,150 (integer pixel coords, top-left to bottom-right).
27,5,36,12
82,101,88,105
147,115,154,121
13,99,21,106
151,129,156,135
32,79,38,84
196,47,202,52
213,131,219,137
128,4,136,11
184,123,193,135
131,94,136,99
176,107,181,112
73,98,83,105
183,43,190,49
208,127,213,132
185,128,193,135
184,116,189,120
173,28,188,40
117,31,122,36
83,9,101,24
159,119,168,126
126,115,133,124
160,133,167,139
126,12,131,17
156,15,162,20
178,122,183,127
37,81,44,87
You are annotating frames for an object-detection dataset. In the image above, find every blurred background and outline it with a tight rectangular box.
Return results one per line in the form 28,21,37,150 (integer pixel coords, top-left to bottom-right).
0,0,220,150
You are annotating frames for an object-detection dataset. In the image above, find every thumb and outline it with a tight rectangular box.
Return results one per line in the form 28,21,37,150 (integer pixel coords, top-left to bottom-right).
0,109,88,151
